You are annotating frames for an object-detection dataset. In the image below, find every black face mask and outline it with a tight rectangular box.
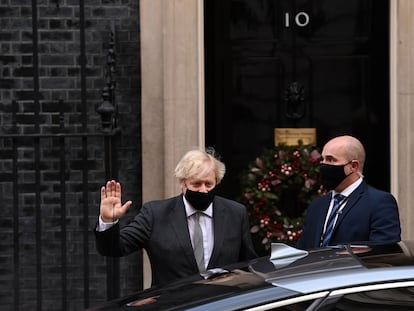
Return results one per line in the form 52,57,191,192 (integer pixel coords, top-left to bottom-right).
185,188,216,211
320,162,353,190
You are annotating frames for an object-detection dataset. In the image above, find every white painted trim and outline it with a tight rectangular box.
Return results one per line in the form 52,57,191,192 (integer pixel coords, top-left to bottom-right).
197,0,205,149
390,0,398,198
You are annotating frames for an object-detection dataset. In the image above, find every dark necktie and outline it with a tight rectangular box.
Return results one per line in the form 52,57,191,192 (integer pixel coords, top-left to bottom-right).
193,212,205,272
321,194,345,247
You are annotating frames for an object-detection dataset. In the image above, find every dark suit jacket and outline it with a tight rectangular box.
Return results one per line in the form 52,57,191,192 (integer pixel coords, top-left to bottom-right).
295,181,401,250
95,195,257,287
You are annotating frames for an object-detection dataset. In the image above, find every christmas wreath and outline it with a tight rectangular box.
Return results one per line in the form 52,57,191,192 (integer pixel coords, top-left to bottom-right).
239,142,326,255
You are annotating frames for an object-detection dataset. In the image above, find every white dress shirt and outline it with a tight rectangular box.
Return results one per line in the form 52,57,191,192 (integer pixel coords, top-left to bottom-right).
323,177,363,232
183,196,214,270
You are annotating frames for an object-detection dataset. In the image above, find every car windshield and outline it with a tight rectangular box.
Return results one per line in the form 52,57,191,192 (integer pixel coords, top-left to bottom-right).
250,245,362,281
251,241,414,281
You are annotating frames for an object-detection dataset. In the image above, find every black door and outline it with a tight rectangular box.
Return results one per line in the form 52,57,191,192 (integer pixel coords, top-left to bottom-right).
205,0,390,199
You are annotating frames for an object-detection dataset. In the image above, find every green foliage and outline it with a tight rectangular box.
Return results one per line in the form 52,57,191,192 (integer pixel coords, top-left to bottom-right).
239,142,326,255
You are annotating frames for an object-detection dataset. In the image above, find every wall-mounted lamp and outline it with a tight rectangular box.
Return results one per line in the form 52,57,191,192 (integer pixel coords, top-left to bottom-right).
96,86,115,131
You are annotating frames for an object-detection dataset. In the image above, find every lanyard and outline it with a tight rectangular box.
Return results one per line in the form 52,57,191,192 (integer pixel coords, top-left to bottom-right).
322,195,350,234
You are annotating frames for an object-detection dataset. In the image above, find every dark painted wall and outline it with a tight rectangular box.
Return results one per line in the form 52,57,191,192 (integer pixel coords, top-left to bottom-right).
0,1,142,309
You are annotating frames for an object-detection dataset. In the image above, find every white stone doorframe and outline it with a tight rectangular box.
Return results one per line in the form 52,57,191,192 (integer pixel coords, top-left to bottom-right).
391,0,414,241
140,0,205,289
140,0,413,289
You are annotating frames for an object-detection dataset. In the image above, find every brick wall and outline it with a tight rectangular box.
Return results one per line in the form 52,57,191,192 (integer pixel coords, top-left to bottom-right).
0,0,142,310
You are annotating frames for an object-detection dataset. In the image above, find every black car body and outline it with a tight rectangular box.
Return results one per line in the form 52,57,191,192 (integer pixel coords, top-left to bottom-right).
88,241,414,310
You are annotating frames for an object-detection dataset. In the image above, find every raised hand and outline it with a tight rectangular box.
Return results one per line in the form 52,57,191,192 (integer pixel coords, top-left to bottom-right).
100,180,132,222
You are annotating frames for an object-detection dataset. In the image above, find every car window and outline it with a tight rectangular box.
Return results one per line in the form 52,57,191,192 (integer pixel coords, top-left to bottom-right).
245,285,414,311
243,292,329,311
331,286,414,310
